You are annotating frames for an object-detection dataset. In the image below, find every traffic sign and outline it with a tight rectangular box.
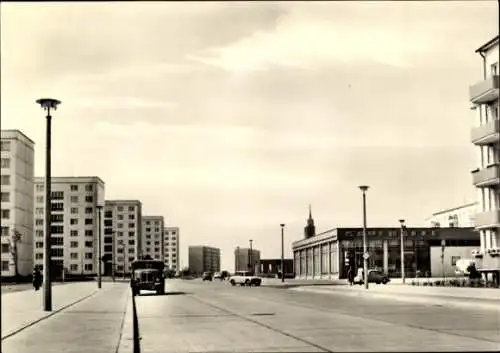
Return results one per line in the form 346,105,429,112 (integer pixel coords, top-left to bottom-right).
363,252,370,260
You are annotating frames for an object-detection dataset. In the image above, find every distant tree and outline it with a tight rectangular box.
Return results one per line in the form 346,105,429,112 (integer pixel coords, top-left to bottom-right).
9,229,22,279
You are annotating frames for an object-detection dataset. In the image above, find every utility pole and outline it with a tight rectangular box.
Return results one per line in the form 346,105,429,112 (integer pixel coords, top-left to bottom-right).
280,224,285,283
359,185,369,290
36,98,61,312
399,219,406,284
96,205,103,289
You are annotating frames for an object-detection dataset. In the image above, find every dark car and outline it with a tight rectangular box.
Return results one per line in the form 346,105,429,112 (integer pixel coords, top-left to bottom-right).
130,260,165,296
202,272,213,281
354,269,390,285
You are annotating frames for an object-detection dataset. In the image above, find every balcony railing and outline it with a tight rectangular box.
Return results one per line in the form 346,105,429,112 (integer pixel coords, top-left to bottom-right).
469,75,499,104
471,119,500,145
475,210,500,229
472,163,500,187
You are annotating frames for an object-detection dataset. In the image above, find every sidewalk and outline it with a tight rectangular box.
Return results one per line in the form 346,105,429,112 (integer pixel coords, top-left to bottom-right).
1,282,130,353
1,281,99,339
291,283,500,310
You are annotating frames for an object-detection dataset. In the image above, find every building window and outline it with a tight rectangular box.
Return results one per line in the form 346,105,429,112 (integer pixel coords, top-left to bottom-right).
70,184,78,191
117,214,124,220
51,226,64,234
129,223,135,228
85,184,93,192
1,158,10,168
71,196,79,203
128,240,135,245
36,241,44,248
84,264,93,271
1,175,11,185
85,241,93,248
117,248,124,254
118,232,123,237
0,192,9,202
1,261,9,271
51,202,64,211
104,210,112,218
85,230,93,236
36,230,43,237
85,253,93,259
36,184,44,192
36,196,43,203
128,248,134,254
35,253,43,259
0,141,11,151
117,206,124,212
51,248,64,257
35,207,43,215
129,231,135,237
70,241,78,248
451,256,461,266
70,264,78,271
85,196,93,203
70,230,78,237
85,207,93,214
70,207,78,214
1,243,9,253
35,219,43,226
1,209,10,219
172,231,176,235
50,214,64,223
70,219,78,225
51,191,64,200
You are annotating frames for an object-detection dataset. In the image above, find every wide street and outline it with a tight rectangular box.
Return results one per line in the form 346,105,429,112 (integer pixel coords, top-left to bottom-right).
2,279,499,352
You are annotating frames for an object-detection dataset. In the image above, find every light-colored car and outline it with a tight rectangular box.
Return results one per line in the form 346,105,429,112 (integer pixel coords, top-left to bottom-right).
229,271,262,286
213,272,222,280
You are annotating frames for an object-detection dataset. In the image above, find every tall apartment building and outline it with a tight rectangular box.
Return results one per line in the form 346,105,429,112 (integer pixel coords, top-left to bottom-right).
469,35,500,277
1,130,35,278
234,247,261,273
33,177,105,278
188,245,220,275
104,200,142,276
164,227,179,270
142,216,164,261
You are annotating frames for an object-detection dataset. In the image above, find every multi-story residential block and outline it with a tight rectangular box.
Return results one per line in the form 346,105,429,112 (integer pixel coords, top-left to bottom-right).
469,35,500,279
164,227,179,270
104,200,142,276
426,203,478,228
1,130,35,278
142,216,164,261
33,177,105,278
234,247,261,273
188,245,220,275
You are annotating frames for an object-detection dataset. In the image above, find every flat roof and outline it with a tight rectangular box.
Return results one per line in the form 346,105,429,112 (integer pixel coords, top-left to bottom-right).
105,199,142,205
475,35,499,53
431,202,478,216
34,176,105,184
1,129,36,145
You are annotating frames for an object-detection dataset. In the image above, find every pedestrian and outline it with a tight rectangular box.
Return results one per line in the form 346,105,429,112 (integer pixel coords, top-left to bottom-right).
32,266,42,291
347,266,354,286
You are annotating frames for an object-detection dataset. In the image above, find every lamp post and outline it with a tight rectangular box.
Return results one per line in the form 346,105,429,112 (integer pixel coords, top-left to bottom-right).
249,239,253,274
280,224,285,283
399,219,406,284
36,98,61,312
96,205,103,289
359,185,369,290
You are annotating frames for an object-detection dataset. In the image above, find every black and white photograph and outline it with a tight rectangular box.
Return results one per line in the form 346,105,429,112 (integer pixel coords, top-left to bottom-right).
0,1,499,352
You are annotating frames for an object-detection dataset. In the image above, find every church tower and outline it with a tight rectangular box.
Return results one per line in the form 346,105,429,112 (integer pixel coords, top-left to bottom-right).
304,205,316,239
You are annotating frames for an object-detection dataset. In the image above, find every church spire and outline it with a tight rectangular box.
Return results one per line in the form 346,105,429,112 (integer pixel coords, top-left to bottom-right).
308,204,312,219
304,204,316,239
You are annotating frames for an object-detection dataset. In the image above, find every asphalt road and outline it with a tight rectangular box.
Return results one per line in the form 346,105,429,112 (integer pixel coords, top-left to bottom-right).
134,279,500,352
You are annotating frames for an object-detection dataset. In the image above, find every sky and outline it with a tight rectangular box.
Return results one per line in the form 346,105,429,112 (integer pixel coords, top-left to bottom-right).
1,1,498,271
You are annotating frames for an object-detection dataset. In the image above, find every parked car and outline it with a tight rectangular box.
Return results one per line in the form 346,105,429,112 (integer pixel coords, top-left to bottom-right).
229,271,262,286
202,272,213,281
354,269,390,285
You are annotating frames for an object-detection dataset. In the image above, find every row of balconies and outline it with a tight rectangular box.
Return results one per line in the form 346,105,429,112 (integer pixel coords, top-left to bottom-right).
473,210,500,229
472,163,500,187
470,75,499,104
472,247,500,257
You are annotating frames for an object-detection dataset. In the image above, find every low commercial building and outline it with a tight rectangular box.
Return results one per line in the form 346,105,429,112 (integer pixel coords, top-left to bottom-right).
234,247,261,273
189,245,220,275
260,258,294,276
292,227,479,280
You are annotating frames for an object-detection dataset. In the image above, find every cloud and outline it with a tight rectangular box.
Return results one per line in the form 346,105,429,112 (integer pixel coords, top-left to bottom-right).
188,6,435,72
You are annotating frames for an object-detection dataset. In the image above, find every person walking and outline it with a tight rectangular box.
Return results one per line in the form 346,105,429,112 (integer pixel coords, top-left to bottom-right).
347,266,354,286
32,265,42,291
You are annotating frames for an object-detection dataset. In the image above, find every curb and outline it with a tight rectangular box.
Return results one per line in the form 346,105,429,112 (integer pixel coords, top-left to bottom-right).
1,289,99,340
290,287,500,311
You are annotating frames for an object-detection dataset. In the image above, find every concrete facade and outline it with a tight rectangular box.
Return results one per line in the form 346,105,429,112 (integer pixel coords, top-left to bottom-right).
469,35,500,274
426,203,478,228
33,176,105,277
142,216,164,262
260,258,294,275
104,200,142,276
430,246,476,278
0,130,35,277
234,247,261,273
164,227,179,270
188,245,220,275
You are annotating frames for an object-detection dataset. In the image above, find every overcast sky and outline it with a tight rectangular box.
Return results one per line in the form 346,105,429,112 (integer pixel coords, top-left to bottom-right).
1,1,498,271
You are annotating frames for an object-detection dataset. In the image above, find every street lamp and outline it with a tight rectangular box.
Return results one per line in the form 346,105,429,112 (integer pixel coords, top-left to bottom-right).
36,98,61,312
280,224,285,283
359,185,369,290
96,205,103,289
249,239,253,274
399,219,406,284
